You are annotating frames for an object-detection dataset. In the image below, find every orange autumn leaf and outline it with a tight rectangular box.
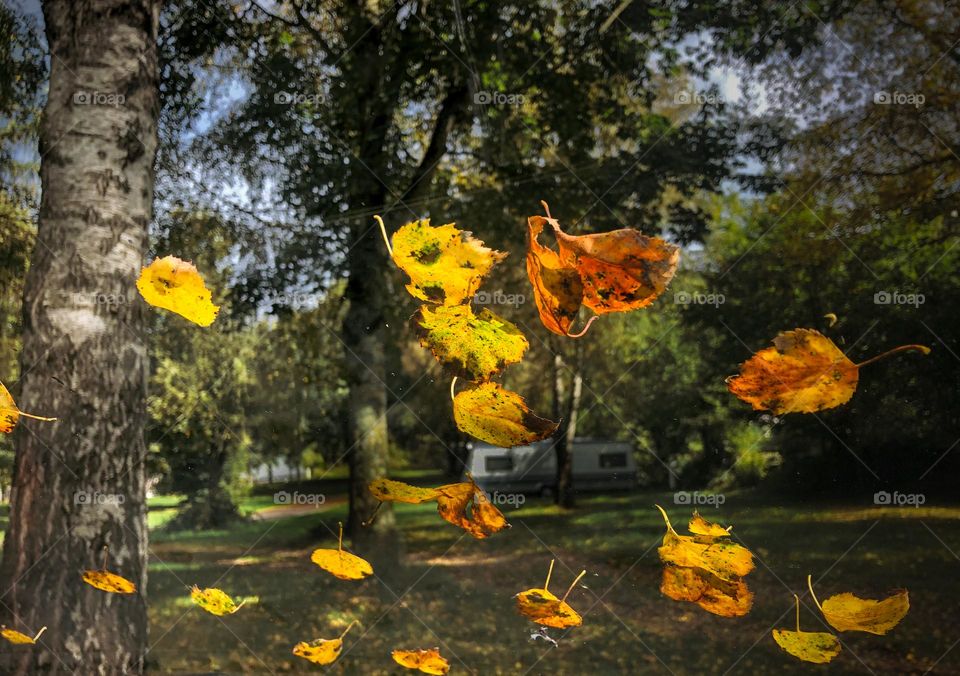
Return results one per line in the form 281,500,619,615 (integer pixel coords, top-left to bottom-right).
0,626,46,646
385,218,506,305
310,523,374,580
368,478,441,504
772,595,842,664
293,620,358,666
452,381,558,448
435,478,510,539
809,575,909,634
136,255,219,326
546,203,679,314
81,569,137,595
413,304,528,381
660,565,753,617
0,380,56,434
526,214,584,337
391,647,450,675
515,559,586,629
190,586,245,615
726,328,930,414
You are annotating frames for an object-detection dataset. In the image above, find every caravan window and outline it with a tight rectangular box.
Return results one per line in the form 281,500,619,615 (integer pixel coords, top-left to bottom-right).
485,455,514,472
599,452,627,468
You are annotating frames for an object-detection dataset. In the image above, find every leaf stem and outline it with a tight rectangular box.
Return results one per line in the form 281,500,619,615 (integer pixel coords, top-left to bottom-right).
855,344,930,368
794,594,800,632
450,377,458,402
560,570,586,603
544,558,555,591
540,200,553,220
807,574,823,612
654,504,675,535
374,215,393,257
566,315,598,339
17,411,57,422
101,545,109,571
337,522,343,553
362,501,383,527
340,619,360,640
33,626,47,642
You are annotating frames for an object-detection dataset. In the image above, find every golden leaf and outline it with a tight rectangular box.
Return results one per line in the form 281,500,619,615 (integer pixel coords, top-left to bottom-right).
688,511,732,538
293,620,358,666
0,380,56,434
190,586,245,615
660,566,752,617
82,570,137,595
413,304,528,381
452,381,558,448
391,647,450,675
310,523,374,580
809,575,909,635
389,219,506,305
0,626,46,646
435,478,510,539
772,594,842,664
655,505,754,582
368,478,441,504
525,214,584,336
726,328,930,414
515,559,586,629
136,255,220,326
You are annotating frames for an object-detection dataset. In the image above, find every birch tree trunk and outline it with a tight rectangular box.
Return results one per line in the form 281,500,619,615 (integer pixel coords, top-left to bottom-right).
0,1,160,672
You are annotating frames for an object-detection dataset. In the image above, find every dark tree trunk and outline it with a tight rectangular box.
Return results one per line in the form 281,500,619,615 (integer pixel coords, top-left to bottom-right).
552,351,583,509
0,1,160,673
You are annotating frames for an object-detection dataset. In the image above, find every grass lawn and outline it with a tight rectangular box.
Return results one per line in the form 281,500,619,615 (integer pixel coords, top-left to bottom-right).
142,482,960,675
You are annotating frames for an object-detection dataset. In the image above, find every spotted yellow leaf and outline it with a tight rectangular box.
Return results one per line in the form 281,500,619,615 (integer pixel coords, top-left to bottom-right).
772,594,842,664
391,647,450,675
515,560,586,629
310,523,373,580
82,569,136,594
0,380,56,434
136,255,220,326
809,575,909,634
452,381,558,448
293,620,358,666
190,586,245,615
368,478,441,504
1,626,46,645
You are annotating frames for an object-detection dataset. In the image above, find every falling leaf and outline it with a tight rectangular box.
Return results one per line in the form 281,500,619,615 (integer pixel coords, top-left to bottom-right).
190,586,245,615
655,505,754,582
688,511,732,538
310,523,374,580
368,478,441,504
526,214,584,336
0,626,46,645
136,255,220,326
413,304,528,381
515,559,586,629
660,565,753,617
547,205,679,314
809,575,909,634
293,620,358,666
452,381,558,448
435,478,510,539
772,594,842,664
82,570,137,595
726,328,930,414
0,380,56,434
391,648,451,675
388,219,506,305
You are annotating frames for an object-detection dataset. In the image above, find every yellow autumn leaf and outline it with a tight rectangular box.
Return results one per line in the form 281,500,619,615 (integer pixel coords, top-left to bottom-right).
391,647,451,675
0,626,46,646
726,328,930,414
435,478,510,539
368,478,441,504
136,255,220,326
515,559,586,629
387,218,506,305
0,380,56,434
413,304,528,381
660,565,752,617
809,575,909,634
772,594,842,664
293,620,358,666
655,505,754,582
452,381,558,448
82,569,137,594
190,586,245,615
310,523,374,580
688,511,732,538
